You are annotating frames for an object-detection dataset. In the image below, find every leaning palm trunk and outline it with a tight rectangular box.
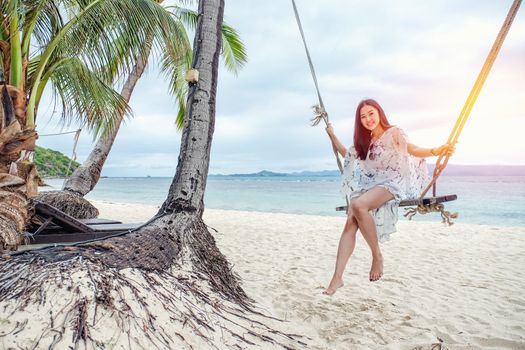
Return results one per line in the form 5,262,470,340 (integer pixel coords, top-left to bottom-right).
0,1,303,348
35,38,154,219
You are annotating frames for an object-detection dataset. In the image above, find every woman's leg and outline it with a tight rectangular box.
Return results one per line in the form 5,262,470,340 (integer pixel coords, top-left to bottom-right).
324,211,359,295
350,186,394,281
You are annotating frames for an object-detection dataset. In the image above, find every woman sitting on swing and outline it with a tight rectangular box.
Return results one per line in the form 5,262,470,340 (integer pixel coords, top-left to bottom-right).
324,98,454,295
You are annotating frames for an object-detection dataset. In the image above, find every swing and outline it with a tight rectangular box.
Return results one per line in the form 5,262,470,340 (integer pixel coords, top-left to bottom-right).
292,0,522,225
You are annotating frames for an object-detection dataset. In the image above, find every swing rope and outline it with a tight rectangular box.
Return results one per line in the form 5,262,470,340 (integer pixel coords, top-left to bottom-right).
405,0,522,223
39,129,81,137
420,0,522,199
291,0,343,174
292,0,522,224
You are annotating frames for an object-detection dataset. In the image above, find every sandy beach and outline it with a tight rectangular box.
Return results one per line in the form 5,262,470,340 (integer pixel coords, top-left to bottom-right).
65,200,524,350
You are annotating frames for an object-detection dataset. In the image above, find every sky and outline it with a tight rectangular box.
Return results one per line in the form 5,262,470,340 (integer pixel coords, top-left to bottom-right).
36,0,525,176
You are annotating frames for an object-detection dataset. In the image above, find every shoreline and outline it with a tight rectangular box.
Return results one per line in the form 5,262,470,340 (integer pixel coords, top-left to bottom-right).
89,200,524,349
39,176,525,227
91,199,525,231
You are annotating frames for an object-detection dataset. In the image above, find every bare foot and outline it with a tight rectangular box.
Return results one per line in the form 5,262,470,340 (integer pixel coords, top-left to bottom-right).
369,255,384,282
323,278,344,295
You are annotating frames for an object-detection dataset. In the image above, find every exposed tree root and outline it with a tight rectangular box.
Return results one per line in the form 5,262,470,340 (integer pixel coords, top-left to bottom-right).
34,190,99,219
0,212,308,349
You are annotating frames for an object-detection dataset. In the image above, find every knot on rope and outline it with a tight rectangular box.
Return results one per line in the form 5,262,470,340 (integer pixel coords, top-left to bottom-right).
404,204,459,226
311,104,327,126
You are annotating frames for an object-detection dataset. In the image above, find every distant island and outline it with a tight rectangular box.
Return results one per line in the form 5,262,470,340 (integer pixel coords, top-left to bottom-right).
211,165,525,177
35,146,80,178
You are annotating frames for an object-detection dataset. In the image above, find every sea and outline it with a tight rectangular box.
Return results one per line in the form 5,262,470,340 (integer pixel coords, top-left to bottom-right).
42,175,525,227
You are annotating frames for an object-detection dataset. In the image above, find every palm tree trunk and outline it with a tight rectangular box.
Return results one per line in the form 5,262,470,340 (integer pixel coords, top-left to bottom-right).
158,0,221,217
64,38,153,197
0,82,37,249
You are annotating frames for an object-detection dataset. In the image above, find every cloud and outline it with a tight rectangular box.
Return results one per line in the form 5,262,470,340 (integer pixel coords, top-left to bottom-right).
35,0,525,175
214,114,257,142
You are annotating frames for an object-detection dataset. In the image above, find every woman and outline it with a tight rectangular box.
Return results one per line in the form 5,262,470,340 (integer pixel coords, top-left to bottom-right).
324,99,453,295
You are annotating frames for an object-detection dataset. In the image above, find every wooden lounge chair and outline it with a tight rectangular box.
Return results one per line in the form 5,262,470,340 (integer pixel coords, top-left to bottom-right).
26,200,140,244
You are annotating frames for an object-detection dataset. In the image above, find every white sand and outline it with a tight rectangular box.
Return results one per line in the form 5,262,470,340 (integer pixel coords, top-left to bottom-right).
83,200,525,350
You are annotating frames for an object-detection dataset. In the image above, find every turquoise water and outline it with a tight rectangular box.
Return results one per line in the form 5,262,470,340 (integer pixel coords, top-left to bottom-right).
43,176,525,227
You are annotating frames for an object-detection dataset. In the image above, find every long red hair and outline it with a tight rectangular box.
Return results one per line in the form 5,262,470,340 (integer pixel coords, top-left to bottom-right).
353,99,392,160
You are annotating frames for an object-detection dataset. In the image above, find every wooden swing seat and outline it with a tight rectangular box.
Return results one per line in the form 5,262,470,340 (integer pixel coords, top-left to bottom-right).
335,194,457,212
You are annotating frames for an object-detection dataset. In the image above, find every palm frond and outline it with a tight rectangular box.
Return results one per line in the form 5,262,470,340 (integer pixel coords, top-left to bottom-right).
220,24,247,75
158,29,192,130
169,7,247,74
173,0,197,7
156,5,246,129
25,0,193,126
27,1,64,52
175,91,186,129
26,53,41,90
171,6,198,30
52,0,190,83
47,57,130,137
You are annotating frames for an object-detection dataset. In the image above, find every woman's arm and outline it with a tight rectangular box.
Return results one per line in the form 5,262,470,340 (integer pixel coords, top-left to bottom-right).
325,123,347,157
408,143,454,158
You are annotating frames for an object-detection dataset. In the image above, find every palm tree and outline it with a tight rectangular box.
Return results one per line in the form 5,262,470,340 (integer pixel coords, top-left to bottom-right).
36,1,247,219
0,1,304,347
0,0,190,248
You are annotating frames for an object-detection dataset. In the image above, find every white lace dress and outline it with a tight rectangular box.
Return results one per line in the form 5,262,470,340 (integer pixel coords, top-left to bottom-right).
340,126,430,242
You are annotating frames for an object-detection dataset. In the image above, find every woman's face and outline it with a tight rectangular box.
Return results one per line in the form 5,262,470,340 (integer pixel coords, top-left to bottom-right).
360,105,380,131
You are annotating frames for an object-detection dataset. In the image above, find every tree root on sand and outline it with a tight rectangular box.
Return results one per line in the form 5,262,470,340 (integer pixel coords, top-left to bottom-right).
0,212,308,349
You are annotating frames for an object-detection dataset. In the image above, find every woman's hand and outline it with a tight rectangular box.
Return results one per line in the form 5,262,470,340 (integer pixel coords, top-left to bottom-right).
432,143,455,157
325,122,347,157
325,123,335,137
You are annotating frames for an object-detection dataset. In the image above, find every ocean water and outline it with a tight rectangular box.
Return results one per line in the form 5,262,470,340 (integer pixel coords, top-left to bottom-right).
42,176,525,227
